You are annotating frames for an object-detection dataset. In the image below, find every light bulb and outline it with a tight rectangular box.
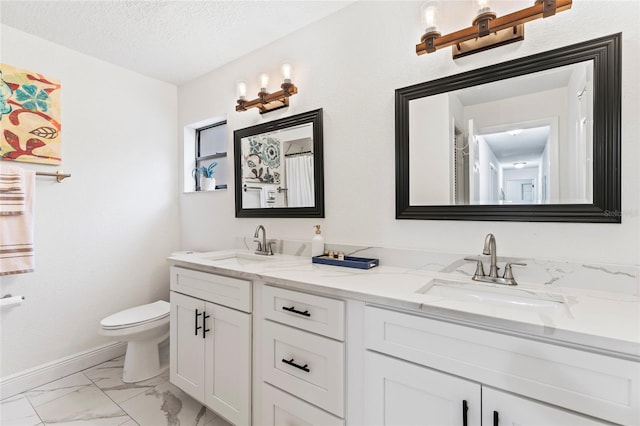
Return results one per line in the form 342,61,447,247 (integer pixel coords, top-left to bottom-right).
259,73,269,92
281,63,292,84
421,2,439,32
476,0,491,14
237,81,247,100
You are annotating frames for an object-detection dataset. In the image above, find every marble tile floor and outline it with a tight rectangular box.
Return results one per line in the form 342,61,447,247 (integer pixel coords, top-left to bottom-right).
1,355,232,426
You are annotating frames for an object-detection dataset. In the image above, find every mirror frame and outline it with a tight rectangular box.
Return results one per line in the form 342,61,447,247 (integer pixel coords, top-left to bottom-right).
234,108,325,218
396,33,621,223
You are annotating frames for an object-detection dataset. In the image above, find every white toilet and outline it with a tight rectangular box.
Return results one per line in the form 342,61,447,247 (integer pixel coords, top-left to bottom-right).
100,300,170,383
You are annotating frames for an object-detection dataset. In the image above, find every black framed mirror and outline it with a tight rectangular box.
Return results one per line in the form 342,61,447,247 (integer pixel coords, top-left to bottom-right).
396,33,621,223
234,109,324,218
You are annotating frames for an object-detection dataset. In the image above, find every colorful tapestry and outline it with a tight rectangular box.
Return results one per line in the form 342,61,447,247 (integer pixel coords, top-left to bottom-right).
241,134,283,184
0,64,61,165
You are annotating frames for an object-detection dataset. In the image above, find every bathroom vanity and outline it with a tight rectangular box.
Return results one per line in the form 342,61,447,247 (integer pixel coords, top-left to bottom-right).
169,266,252,425
168,249,639,426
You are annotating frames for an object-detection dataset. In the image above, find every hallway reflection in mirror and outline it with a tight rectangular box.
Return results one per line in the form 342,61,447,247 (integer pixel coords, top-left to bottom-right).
409,61,593,206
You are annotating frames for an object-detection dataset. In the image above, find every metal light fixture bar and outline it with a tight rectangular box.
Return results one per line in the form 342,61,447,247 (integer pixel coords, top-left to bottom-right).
417,0,572,59
236,64,298,114
236,82,298,114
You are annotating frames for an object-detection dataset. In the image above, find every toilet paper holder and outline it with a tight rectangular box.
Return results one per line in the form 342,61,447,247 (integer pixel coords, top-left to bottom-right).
1,294,25,308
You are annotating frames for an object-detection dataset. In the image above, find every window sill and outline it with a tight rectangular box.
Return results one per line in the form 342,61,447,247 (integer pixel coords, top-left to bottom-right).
185,185,228,194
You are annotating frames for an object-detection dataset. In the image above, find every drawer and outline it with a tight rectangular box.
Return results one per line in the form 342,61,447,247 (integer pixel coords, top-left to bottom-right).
262,320,344,417
365,306,639,426
261,382,344,426
170,266,251,312
263,285,344,340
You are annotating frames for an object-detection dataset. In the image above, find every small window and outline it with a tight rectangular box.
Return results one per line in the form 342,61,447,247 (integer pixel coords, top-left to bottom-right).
194,121,228,191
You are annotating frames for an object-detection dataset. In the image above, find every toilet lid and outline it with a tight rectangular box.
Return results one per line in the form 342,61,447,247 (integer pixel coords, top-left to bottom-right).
101,300,170,328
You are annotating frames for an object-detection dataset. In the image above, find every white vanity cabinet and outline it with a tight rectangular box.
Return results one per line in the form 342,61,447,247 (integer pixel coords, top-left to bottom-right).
169,266,252,426
166,255,639,426
364,306,638,425
260,285,346,426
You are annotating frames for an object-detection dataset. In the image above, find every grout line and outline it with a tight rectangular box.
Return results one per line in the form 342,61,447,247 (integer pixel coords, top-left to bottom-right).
80,368,135,422
17,354,211,426
24,375,94,410
19,392,44,426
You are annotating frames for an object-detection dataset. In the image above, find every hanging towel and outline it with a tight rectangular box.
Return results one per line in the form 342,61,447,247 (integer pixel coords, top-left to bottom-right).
0,165,25,215
0,165,35,276
242,188,261,209
260,185,277,208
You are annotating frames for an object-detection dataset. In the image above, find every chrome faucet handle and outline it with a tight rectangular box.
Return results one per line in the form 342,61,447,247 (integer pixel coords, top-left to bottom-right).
503,262,527,280
464,257,486,278
265,239,277,255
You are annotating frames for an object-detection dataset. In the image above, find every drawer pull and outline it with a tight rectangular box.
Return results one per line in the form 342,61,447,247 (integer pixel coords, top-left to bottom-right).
493,410,499,426
462,400,468,426
282,306,311,317
282,358,310,372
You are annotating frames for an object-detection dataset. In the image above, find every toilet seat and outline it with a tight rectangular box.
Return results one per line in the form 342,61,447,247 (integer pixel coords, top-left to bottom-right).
99,300,170,383
100,300,169,330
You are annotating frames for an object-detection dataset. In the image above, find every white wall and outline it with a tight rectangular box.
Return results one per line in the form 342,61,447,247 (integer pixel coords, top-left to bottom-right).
0,26,179,377
409,93,450,204
477,137,501,203
566,63,592,202
178,0,639,265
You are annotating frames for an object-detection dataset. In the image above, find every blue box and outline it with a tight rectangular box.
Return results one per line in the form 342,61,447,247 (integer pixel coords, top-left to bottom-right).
312,255,379,270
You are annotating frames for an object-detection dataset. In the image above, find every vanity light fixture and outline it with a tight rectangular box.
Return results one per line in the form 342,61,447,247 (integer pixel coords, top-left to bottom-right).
236,64,298,114
417,0,572,59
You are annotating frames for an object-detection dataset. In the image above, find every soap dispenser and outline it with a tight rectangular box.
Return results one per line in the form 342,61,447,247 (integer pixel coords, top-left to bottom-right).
312,225,324,257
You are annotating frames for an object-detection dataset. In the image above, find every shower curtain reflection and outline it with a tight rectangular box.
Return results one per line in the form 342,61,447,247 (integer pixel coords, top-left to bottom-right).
285,154,314,207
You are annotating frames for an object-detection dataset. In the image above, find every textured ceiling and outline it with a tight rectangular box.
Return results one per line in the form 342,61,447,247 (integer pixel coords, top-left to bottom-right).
1,0,355,85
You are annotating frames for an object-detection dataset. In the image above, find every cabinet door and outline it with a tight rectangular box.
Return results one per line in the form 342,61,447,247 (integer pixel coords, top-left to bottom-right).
483,387,610,426
170,291,205,402
204,301,252,426
365,351,481,426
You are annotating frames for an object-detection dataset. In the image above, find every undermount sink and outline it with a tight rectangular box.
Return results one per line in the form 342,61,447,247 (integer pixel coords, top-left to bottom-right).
416,278,571,317
203,251,272,265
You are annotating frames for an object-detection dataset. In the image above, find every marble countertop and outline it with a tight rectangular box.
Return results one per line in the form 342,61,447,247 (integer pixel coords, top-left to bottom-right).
168,249,640,360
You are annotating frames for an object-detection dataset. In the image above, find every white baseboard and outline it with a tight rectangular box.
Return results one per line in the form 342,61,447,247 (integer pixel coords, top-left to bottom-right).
0,342,126,399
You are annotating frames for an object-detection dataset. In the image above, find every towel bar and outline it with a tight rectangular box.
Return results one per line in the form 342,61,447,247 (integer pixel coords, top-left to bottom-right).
243,184,288,193
36,170,71,182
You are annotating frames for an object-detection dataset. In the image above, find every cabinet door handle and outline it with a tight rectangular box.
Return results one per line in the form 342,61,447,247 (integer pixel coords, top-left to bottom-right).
493,410,499,426
282,306,311,317
462,400,468,426
202,312,210,339
281,358,310,372
195,309,202,336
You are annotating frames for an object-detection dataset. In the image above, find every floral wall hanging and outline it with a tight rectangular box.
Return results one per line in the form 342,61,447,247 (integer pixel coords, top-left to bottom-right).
0,63,61,165
241,134,283,184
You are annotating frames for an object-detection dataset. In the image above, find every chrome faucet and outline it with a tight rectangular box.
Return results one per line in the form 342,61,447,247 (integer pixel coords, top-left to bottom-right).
464,233,526,286
483,233,499,278
253,225,274,256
